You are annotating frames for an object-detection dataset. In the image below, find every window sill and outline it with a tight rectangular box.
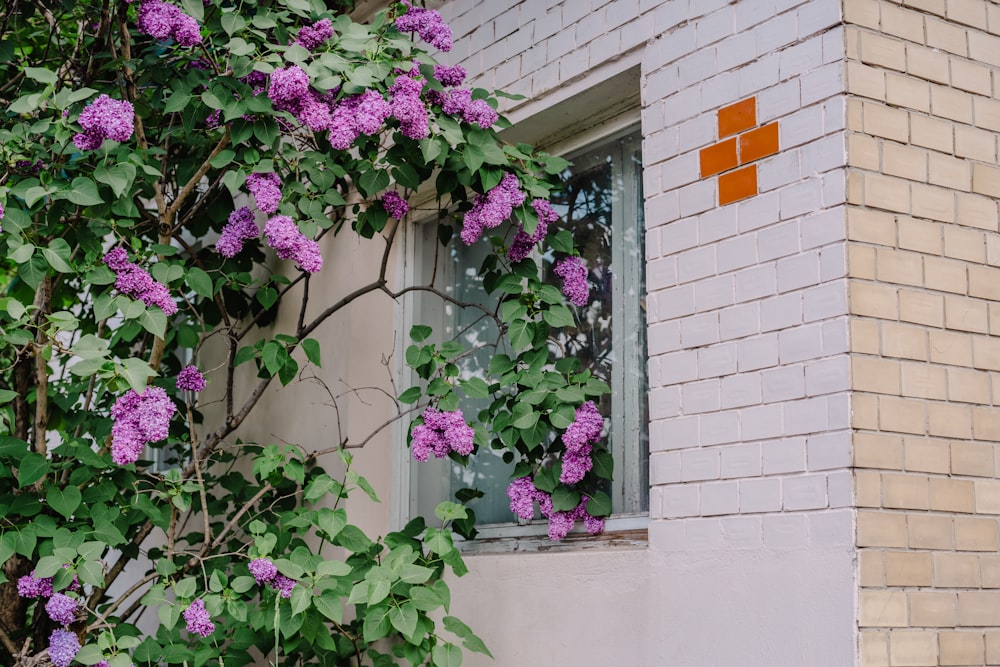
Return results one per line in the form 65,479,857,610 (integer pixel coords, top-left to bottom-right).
455,514,648,554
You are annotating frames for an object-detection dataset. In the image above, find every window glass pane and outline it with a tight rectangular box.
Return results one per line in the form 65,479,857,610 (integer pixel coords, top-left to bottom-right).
413,128,647,527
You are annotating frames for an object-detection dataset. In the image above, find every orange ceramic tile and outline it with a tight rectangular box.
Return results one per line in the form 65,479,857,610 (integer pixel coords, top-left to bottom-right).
719,164,758,205
739,121,779,164
718,98,757,137
699,137,738,177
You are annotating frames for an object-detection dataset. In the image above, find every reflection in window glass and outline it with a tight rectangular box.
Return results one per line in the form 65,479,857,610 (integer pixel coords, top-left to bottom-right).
412,128,647,527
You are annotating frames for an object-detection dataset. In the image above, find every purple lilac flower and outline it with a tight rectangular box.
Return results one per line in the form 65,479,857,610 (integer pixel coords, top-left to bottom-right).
205,108,222,128
434,64,466,87
545,510,576,541
460,173,526,245
389,72,429,139
246,173,282,214
17,572,54,599
584,513,605,535
176,365,206,392
554,256,589,307
563,401,603,452
183,598,215,638
382,191,408,219
248,558,277,585
45,593,78,626
103,249,177,315
410,407,475,462
48,629,80,667
354,90,392,135
440,88,497,129
263,215,323,273
508,198,559,262
506,476,537,521
268,66,310,110
110,387,176,465
394,3,452,52
295,18,334,50
272,575,296,598
215,206,260,257
73,95,135,151
560,449,593,485
136,0,202,46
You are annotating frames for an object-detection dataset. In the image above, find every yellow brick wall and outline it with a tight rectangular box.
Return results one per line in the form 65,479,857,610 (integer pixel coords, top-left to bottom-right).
847,0,1000,664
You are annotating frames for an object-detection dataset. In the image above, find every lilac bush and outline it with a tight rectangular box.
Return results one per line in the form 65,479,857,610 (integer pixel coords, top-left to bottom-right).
0,1,612,665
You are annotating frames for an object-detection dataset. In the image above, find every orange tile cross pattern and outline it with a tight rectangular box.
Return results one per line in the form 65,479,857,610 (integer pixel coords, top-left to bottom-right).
699,97,780,206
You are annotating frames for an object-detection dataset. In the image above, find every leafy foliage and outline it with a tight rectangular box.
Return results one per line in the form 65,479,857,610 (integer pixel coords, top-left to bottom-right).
0,0,609,665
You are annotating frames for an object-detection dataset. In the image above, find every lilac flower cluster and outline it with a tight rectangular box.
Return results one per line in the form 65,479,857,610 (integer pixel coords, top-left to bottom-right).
73,95,135,151
183,598,215,637
382,191,409,219
389,71,429,140
263,215,323,273
394,2,452,51
508,199,560,262
110,387,176,465
136,0,202,46
440,88,498,129
17,571,54,599
505,476,605,540
48,629,81,667
103,248,178,315
248,558,296,598
176,365,206,392
410,407,475,462
15,159,45,174
460,173,526,245
560,401,603,485
215,206,260,257
246,173,282,215
433,64,466,87
45,593,79,626
267,66,346,134
295,18,334,50
328,90,392,149
554,256,589,307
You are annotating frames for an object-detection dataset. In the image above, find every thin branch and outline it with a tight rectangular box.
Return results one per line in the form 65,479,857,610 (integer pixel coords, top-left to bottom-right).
164,128,231,228
0,624,18,660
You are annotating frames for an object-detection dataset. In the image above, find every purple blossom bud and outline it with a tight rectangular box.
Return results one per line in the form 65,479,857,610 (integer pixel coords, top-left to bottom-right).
45,593,78,626
554,256,589,307
460,173,526,245
264,215,323,273
382,191,409,219
136,0,202,45
246,173,282,214
506,477,537,521
17,572,54,599
248,558,277,585
176,365,206,392
110,387,176,465
272,574,296,598
295,18,334,50
433,64,466,87
183,598,215,637
215,206,260,258
410,407,474,461
394,4,452,51
48,629,81,667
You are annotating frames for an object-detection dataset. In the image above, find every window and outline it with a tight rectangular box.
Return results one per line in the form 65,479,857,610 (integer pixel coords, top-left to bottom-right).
407,127,647,537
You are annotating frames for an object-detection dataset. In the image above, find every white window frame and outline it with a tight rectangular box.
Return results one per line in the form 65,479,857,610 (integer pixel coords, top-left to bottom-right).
392,109,648,547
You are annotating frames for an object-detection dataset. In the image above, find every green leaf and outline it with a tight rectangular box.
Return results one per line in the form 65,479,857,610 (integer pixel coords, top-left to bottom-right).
301,338,321,367
389,603,418,637
358,168,390,198
221,11,246,34
77,560,103,586
173,577,197,599
186,267,213,298
139,308,167,339
290,585,311,615
9,243,35,264
24,66,58,84
18,452,49,487
334,524,371,552
120,358,156,393
459,377,489,399
549,229,575,254
398,386,421,404
314,592,343,624
64,178,104,206
163,90,191,113
73,645,105,665
551,486,581,512
443,616,493,657
432,643,462,667
47,486,82,519
586,491,612,517
434,502,468,522
511,402,538,430
41,239,74,273
543,304,576,328
592,449,614,480
508,319,533,350
410,325,432,342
